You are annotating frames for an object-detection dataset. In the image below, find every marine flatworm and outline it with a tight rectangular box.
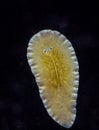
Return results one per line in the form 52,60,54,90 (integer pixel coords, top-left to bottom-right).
27,30,79,128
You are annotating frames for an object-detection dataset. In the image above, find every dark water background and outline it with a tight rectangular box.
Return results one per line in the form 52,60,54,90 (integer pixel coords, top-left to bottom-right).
0,1,99,130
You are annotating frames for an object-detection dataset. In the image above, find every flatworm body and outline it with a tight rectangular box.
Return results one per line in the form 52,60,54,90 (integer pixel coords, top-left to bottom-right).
27,30,79,128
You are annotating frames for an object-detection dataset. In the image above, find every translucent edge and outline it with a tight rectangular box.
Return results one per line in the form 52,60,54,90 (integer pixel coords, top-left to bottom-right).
27,29,79,128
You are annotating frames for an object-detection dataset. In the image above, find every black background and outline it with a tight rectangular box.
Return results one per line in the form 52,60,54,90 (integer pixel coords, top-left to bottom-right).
0,0,99,130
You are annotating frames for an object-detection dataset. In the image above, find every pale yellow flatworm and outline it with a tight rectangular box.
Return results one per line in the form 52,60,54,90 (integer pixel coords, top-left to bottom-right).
27,30,79,128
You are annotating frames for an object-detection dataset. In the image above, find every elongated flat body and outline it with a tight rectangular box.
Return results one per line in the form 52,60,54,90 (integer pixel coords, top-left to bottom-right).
27,30,79,128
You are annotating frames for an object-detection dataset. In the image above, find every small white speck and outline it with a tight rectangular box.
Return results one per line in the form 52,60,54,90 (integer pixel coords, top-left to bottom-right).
27,53,32,58
28,59,33,65
74,80,79,86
